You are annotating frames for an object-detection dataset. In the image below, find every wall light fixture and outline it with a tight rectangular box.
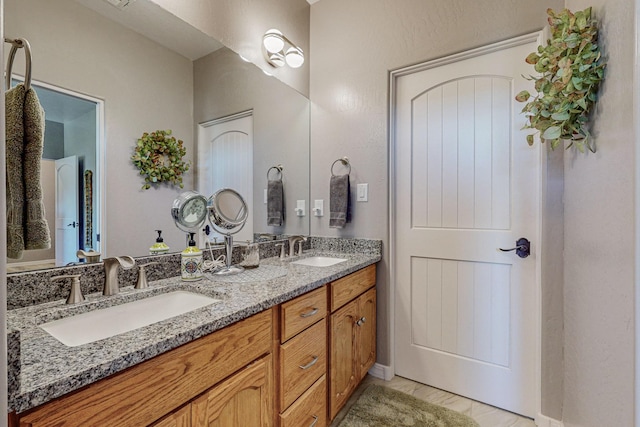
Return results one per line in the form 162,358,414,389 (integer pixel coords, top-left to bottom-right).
263,29,304,69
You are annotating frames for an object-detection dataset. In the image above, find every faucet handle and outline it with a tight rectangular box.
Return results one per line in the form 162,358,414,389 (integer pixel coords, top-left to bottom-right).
135,262,158,290
275,242,287,259
51,274,86,304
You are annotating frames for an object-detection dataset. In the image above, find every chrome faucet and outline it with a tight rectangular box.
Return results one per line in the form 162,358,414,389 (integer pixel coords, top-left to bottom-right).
103,256,135,296
288,235,307,257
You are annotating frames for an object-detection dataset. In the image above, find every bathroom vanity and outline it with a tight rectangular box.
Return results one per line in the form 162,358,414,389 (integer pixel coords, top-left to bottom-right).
7,242,380,427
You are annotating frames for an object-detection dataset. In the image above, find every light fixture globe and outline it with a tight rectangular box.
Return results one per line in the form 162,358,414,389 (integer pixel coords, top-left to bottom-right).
263,29,284,54
285,46,304,68
268,51,285,67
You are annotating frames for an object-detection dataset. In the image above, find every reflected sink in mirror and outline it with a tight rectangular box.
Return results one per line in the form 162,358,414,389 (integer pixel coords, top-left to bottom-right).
291,256,348,267
39,291,221,347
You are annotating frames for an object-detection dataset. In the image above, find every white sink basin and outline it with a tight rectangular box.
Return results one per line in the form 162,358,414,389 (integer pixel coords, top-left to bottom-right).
40,291,221,347
292,256,347,267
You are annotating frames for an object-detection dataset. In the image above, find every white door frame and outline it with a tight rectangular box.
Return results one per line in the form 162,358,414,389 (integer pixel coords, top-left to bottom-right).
388,32,544,421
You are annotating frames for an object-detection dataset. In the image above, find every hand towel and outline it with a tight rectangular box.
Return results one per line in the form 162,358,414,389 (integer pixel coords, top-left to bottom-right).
23,86,51,250
267,179,284,226
329,174,351,228
6,84,26,259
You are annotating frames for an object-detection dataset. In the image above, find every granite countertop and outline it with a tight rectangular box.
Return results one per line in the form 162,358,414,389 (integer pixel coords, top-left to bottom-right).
7,249,380,413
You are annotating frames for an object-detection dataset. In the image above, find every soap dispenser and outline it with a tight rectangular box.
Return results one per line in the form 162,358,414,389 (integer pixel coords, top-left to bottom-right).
150,230,170,255
181,232,203,281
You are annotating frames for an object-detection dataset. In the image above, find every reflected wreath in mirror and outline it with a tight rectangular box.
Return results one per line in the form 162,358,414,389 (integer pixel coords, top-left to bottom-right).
131,129,190,190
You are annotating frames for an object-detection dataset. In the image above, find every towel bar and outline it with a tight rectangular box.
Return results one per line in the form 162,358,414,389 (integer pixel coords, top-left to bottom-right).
4,37,32,91
331,157,351,176
267,165,283,180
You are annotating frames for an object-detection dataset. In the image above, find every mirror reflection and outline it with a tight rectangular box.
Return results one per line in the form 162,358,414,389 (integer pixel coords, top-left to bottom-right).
6,0,310,272
7,80,103,272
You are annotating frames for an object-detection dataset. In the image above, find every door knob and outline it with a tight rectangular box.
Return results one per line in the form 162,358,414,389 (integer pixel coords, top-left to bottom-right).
67,221,77,228
498,238,530,258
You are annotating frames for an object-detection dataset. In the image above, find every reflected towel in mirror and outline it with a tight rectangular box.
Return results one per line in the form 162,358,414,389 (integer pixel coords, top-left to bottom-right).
267,179,284,226
329,174,351,228
5,83,51,259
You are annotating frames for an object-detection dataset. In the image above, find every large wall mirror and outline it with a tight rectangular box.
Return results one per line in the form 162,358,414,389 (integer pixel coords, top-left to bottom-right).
5,0,310,272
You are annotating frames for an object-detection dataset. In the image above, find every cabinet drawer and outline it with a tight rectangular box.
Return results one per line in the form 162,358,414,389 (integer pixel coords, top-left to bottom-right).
17,309,273,427
280,375,327,427
281,286,327,342
280,318,327,410
330,264,376,312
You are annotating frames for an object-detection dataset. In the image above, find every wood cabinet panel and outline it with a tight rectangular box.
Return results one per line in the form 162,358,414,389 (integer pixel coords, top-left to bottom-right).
17,309,273,427
280,318,327,410
329,302,359,420
330,265,376,312
358,288,377,379
191,355,273,427
150,404,191,427
329,287,377,421
280,375,327,427
280,286,327,342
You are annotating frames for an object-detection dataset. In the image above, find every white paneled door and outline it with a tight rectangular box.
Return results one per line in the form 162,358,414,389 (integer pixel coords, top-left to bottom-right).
55,155,79,266
198,111,254,244
393,34,541,418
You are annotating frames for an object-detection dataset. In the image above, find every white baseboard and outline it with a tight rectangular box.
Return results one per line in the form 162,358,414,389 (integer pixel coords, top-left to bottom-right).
535,413,564,427
368,363,394,381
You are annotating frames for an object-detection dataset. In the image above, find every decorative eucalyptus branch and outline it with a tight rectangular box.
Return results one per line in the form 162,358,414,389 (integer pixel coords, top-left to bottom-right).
516,7,606,153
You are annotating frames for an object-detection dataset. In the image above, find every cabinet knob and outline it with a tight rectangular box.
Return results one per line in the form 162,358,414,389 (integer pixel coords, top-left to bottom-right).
356,316,366,326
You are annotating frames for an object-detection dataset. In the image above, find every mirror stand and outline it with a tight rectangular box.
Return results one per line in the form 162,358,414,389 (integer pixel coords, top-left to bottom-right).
214,234,244,275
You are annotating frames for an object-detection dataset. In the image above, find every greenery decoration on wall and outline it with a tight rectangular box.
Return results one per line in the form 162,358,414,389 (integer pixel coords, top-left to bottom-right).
131,130,190,190
516,7,606,153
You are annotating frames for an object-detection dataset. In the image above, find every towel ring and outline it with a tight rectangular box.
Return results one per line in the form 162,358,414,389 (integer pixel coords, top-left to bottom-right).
4,37,32,91
331,157,351,176
267,165,283,180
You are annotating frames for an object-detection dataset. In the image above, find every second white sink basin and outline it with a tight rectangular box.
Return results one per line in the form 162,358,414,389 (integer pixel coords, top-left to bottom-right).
40,291,221,347
292,256,347,267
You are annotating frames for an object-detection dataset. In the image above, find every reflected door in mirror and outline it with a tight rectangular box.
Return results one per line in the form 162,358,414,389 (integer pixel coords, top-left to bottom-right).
198,111,254,244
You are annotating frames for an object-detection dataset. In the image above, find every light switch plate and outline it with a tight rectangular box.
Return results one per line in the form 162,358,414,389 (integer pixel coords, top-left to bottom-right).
313,199,324,217
357,183,368,202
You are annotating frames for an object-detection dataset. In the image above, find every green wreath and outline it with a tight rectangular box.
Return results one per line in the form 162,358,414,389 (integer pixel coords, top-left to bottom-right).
131,129,190,190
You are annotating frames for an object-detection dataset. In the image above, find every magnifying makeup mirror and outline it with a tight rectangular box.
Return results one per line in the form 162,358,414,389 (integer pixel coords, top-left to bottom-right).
171,191,208,233
207,188,249,275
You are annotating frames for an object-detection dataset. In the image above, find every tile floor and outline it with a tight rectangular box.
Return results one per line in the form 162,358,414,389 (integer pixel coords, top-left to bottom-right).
330,375,537,427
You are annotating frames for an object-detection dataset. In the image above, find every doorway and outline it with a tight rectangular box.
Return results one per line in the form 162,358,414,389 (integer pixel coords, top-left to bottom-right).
197,110,254,245
6,79,103,271
390,33,543,418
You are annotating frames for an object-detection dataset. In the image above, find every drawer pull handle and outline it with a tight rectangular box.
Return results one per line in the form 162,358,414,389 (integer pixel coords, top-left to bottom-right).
299,355,319,370
300,307,319,318
356,316,366,326
309,415,319,427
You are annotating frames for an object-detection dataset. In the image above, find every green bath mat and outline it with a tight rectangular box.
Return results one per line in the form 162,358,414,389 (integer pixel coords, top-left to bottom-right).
338,384,479,427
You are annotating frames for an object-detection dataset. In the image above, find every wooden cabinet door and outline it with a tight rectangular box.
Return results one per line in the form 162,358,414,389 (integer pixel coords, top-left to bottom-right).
329,301,359,420
191,355,273,427
151,404,191,427
357,288,377,380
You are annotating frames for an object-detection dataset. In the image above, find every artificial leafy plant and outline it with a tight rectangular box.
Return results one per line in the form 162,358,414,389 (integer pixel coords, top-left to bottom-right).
131,129,190,190
516,7,606,153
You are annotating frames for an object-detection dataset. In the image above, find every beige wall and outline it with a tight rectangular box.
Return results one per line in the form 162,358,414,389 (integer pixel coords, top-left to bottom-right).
150,0,310,97
6,0,194,257
309,0,564,419
562,1,636,426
